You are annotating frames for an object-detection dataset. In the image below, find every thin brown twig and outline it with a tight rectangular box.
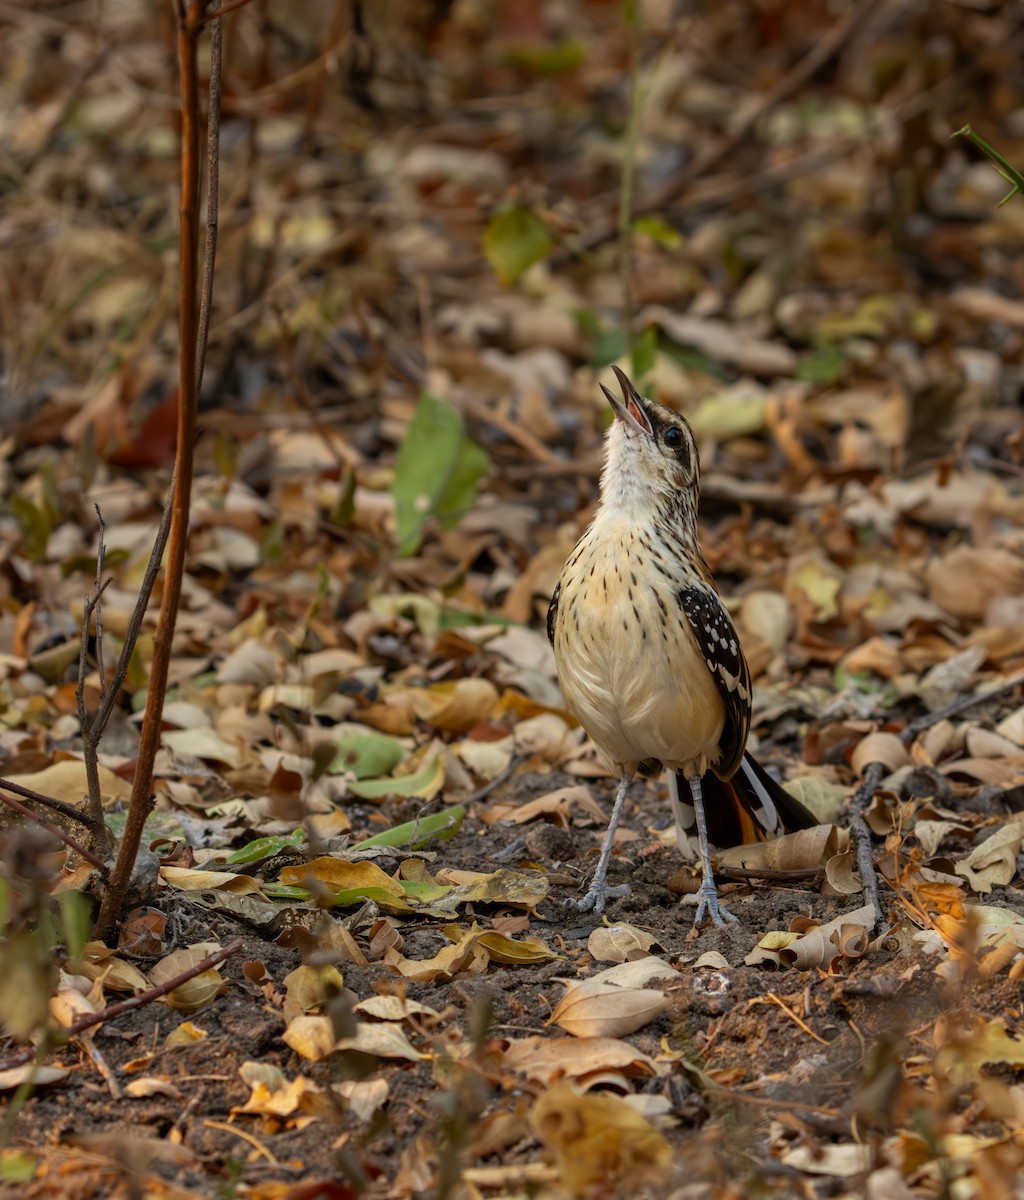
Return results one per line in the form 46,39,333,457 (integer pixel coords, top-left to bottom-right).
462,397,563,466
94,507,107,700
900,669,1024,746
0,790,106,871
78,494,174,860
95,0,213,943
93,489,175,739
0,778,96,829
195,11,221,395
77,510,111,840
747,993,830,1046
718,865,824,882
849,761,885,930
0,939,243,1073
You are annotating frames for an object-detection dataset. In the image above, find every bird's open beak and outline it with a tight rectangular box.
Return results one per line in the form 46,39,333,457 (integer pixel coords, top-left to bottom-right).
601,365,652,436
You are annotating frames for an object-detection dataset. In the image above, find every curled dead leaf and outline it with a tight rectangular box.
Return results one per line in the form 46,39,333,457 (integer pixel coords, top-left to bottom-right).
587,923,660,964
149,945,228,1015
954,822,1024,894
777,904,876,971
824,850,862,895
850,732,909,776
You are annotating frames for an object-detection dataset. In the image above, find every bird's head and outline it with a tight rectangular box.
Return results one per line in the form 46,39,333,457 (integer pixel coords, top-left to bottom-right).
599,366,700,510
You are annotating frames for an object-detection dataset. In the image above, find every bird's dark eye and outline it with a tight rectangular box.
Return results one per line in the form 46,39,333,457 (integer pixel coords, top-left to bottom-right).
663,427,684,449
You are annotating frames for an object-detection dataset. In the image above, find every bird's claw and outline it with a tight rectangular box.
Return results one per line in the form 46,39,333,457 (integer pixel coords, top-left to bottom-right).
692,880,739,930
571,881,630,915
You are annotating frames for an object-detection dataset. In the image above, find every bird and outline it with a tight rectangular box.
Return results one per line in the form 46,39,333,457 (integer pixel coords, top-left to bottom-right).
547,366,815,928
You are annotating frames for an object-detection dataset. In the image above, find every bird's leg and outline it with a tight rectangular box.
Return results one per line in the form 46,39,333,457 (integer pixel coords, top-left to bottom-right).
573,772,633,914
691,773,739,929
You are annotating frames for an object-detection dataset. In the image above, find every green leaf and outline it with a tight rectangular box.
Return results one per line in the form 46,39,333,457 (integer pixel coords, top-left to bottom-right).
9,495,52,563
226,829,305,866
658,335,728,379
953,124,1024,207
500,39,585,76
392,392,489,556
329,733,405,780
434,436,491,529
261,883,310,901
57,891,92,969
483,205,553,285
351,805,466,850
399,878,454,904
631,326,658,379
261,517,284,564
0,1153,38,1183
346,756,445,801
330,467,357,526
589,325,629,369
633,216,682,249
796,342,847,386
105,808,185,843
330,886,413,913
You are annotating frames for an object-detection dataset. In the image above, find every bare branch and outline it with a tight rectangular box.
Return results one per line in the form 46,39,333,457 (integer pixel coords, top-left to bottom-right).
0,939,243,1072
93,505,107,703
195,10,221,396
94,0,212,942
0,789,106,871
0,778,96,828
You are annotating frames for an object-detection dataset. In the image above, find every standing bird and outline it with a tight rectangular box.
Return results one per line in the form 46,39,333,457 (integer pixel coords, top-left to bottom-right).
547,367,814,927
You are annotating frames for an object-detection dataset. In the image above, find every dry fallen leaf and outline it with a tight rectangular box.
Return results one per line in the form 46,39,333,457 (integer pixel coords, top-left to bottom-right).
935,1016,1024,1085
149,944,228,1015
502,1035,662,1086
955,823,1024,893
549,957,678,1037
587,923,661,963
530,1079,672,1194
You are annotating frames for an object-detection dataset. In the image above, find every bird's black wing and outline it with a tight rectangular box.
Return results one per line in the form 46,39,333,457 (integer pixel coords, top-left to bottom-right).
546,580,561,648
676,583,751,780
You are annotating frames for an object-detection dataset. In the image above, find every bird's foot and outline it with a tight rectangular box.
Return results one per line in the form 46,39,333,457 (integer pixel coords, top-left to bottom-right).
692,879,739,930
571,880,630,915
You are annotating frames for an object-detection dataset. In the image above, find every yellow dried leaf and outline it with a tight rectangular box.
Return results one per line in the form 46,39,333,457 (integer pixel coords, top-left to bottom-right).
165,1022,208,1047
421,678,499,733
278,857,404,896
283,1015,338,1062
384,931,488,982
476,931,559,965
935,1017,1024,1085
431,868,548,911
159,867,265,895
530,1080,671,1194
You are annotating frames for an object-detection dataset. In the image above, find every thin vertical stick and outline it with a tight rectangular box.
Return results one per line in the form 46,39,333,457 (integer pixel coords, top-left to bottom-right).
95,0,213,942
195,12,221,394
92,505,107,703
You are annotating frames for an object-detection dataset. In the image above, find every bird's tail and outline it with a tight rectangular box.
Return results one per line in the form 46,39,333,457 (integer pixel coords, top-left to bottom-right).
669,752,816,861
